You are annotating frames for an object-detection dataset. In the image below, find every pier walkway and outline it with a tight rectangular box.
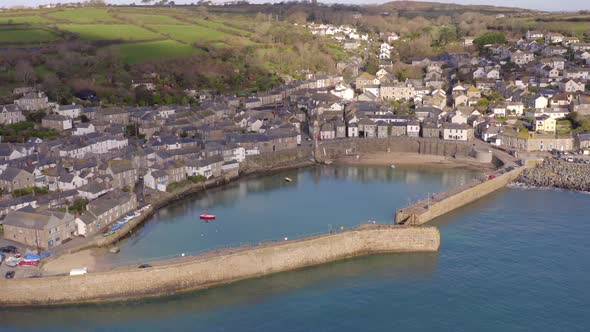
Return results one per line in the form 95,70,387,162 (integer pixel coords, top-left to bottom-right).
396,145,522,225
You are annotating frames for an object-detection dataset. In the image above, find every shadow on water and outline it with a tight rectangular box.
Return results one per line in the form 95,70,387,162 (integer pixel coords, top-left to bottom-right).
0,252,438,329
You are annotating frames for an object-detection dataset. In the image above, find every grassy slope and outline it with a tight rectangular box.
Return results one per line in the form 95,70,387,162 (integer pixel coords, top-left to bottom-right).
149,24,228,43
0,7,258,63
0,27,59,43
0,5,342,82
57,24,161,41
46,8,119,23
110,40,201,64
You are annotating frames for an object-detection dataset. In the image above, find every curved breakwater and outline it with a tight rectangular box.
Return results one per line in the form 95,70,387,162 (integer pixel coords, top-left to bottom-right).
0,225,439,306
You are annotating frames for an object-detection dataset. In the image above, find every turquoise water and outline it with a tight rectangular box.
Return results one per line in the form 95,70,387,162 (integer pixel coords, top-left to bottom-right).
1,165,589,331
105,165,477,265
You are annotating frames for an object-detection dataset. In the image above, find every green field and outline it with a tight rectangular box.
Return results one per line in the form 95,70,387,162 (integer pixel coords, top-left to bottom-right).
191,17,250,36
0,15,54,24
57,24,160,41
0,6,316,68
150,24,228,43
47,8,118,23
110,40,201,64
0,27,59,43
116,13,186,25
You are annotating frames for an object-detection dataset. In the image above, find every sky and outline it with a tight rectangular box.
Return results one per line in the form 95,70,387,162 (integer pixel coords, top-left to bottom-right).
1,0,589,12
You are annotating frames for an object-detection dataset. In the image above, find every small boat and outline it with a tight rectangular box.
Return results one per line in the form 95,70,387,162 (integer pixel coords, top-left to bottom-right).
18,253,40,266
5,256,20,267
200,212,216,221
285,177,293,182
390,164,396,169
102,231,115,237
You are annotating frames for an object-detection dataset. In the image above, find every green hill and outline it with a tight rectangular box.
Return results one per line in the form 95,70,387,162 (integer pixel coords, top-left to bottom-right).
0,6,341,104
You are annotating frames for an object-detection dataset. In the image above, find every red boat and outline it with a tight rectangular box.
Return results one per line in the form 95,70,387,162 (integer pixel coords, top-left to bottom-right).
18,259,39,266
199,212,216,221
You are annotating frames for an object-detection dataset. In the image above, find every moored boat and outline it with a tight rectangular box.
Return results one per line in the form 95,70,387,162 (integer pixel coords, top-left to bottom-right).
199,212,216,221
285,177,292,182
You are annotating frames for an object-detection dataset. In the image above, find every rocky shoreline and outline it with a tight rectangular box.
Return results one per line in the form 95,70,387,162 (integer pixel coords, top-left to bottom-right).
516,159,590,192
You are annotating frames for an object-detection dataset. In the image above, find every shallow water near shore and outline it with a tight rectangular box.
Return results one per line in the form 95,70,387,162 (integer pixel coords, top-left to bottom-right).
1,165,590,331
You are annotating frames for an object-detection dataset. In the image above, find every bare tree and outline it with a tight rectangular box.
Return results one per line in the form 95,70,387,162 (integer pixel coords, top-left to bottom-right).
15,61,36,85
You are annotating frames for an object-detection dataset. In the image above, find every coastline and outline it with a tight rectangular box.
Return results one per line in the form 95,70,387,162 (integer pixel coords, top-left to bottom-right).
333,152,496,171
39,152,491,276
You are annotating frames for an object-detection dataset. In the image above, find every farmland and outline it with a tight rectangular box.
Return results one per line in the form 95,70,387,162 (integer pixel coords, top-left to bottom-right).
0,6,263,62
46,7,119,23
110,40,202,64
0,27,59,43
150,24,228,44
57,24,160,41
0,5,343,103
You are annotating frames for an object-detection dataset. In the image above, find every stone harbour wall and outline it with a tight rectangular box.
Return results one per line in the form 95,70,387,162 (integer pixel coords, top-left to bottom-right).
0,225,439,306
316,137,474,161
396,167,523,225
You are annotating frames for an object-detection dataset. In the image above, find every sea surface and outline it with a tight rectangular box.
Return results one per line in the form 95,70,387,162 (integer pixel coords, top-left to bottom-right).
1,165,589,332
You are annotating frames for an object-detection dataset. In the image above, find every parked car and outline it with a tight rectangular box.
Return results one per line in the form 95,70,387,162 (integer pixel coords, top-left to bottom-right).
5,271,15,279
138,264,152,269
0,246,17,254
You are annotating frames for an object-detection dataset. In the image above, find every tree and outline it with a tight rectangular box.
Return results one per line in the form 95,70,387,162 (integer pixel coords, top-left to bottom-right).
473,32,506,51
134,86,153,106
15,61,36,85
435,25,457,47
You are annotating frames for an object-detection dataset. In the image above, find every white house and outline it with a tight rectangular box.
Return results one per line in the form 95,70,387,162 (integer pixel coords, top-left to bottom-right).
443,124,474,141
506,102,525,116
330,83,355,100
72,123,96,136
347,123,359,138
143,169,168,192
56,104,82,119
450,111,468,124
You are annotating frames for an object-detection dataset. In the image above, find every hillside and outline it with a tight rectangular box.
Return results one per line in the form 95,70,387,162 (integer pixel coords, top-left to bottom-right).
0,6,342,102
377,1,535,16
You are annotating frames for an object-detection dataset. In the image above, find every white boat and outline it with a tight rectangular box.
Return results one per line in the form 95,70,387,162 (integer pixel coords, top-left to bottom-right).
390,164,396,169
285,177,293,182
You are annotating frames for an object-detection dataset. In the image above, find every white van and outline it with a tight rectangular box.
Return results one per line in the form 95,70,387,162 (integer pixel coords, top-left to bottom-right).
69,267,88,276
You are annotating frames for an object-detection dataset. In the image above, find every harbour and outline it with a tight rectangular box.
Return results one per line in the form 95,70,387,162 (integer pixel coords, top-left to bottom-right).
0,167,589,331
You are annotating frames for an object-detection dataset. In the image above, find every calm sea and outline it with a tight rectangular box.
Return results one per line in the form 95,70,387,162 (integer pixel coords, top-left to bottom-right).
0,165,588,332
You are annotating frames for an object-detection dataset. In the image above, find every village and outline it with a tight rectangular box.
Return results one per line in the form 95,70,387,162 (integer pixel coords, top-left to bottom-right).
1,22,590,278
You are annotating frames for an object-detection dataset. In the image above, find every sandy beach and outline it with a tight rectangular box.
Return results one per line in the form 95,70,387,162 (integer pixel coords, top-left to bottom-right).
333,152,495,170
41,248,105,275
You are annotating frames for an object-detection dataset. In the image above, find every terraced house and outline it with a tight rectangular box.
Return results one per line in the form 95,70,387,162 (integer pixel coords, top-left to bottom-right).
104,160,138,190
2,210,76,249
0,167,34,193
75,191,137,237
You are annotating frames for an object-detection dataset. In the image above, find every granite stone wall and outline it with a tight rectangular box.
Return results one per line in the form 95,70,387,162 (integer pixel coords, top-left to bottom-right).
396,167,523,225
0,226,439,306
